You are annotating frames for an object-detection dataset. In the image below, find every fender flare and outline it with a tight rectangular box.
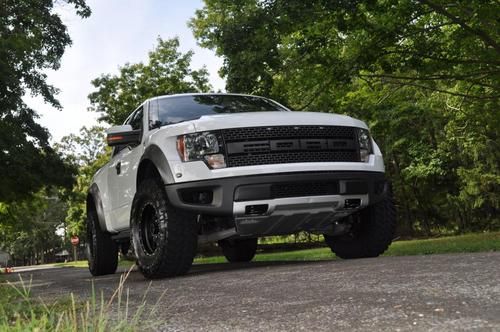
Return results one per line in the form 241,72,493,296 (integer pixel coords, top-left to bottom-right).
88,183,109,233
139,144,174,184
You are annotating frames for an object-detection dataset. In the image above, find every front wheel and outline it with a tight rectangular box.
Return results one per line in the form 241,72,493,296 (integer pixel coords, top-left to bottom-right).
324,194,396,259
218,238,258,263
131,178,197,279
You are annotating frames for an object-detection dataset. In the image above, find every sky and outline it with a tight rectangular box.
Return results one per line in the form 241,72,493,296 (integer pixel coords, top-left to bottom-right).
24,0,225,142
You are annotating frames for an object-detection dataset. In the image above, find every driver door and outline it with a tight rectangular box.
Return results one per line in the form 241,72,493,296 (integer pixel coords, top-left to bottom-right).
107,106,145,230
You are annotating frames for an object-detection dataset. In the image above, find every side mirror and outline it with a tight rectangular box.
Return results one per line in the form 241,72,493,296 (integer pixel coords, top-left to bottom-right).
106,125,141,147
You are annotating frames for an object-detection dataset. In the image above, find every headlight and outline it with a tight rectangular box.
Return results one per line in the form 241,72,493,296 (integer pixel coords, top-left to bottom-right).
176,132,226,169
357,128,373,162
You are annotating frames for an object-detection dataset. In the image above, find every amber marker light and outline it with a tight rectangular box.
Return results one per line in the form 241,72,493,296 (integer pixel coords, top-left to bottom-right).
107,135,124,142
176,135,187,161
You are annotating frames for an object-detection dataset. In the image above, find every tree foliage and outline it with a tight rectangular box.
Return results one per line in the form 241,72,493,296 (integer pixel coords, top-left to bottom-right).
0,0,90,203
191,0,500,234
191,0,499,104
0,191,67,265
56,126,108,166
88,37,212,124
56,126,110,236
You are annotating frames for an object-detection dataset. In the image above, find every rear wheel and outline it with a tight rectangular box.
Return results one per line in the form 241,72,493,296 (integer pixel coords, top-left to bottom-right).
86,204,118,276
324,194,396,259
218,238,258,263
131,178,197,278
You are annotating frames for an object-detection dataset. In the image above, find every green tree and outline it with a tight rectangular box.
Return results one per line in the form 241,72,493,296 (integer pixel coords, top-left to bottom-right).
0,0,90,203
57,126,108,166
57,126,110,236
191,0,499,105
88,37,212,125
191,0,500,234
0,191,67,265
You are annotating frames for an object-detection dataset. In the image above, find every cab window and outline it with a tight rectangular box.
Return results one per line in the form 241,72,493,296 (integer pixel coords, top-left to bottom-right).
129,107,143,131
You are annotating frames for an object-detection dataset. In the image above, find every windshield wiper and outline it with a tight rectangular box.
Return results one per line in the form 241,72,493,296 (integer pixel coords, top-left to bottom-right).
158,118,196,128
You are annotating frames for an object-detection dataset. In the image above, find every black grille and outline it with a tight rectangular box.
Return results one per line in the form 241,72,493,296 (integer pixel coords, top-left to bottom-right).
271,181,340,199
227,151,359,167
222,126,355,141
221,125,360,167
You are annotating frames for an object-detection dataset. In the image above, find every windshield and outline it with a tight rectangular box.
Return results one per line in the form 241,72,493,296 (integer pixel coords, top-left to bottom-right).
149,94,288,128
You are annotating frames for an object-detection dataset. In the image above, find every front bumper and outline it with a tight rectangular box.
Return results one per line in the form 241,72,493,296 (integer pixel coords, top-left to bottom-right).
165,171,388,217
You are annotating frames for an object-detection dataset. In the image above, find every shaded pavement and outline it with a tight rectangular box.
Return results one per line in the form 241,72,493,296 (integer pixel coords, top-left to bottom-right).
6,252,500,331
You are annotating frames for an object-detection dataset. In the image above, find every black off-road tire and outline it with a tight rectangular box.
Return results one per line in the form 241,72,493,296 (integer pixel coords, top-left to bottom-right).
131,178,197,279
86,205,118,276
218,238,258,263
324,195,396,259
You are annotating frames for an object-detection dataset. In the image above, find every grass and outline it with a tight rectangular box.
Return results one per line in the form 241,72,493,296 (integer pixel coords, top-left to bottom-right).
54,259,132,269
195,232,500,264
51,232,500,267
0,267,162,331
385,232,500,256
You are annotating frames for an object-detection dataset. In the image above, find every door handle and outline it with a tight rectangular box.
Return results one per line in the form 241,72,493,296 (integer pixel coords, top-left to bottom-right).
115,162,121,175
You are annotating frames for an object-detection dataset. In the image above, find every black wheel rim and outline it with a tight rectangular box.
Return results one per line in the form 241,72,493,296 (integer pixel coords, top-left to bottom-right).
139,203,160,255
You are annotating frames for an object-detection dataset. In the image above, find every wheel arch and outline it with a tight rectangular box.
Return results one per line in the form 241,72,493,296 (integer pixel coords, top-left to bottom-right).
87,184,109,232
137,144,174,187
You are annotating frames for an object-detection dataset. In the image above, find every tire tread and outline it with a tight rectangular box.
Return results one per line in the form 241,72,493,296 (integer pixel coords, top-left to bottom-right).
325,194,396,259
219,238,258,263
87,206,118,276
132,178,197,278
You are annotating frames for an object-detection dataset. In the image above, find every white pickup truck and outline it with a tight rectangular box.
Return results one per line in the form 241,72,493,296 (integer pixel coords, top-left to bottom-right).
86,93,395,279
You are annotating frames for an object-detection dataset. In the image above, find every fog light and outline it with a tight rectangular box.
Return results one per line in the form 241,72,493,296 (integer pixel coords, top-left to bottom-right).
198,191,213,204
180,189,213,204
205,154,226,169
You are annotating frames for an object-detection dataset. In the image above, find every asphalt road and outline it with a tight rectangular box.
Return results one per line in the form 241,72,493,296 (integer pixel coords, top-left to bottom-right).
6,252,500,331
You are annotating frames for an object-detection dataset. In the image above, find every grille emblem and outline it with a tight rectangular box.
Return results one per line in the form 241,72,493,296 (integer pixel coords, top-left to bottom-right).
221,126,360,167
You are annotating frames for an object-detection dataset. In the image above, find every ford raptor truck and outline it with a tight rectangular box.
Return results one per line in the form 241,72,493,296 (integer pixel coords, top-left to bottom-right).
86,93,395,278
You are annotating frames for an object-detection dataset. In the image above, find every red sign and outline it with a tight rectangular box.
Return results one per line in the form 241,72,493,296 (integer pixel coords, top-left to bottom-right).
70,236,79,246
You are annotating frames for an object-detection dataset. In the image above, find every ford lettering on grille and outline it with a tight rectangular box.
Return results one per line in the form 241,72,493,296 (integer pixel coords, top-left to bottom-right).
221,126,360,167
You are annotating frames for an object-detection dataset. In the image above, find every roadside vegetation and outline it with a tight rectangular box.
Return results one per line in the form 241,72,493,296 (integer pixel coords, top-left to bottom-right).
0,268,159,331
51,232,499,267
198,232,500,264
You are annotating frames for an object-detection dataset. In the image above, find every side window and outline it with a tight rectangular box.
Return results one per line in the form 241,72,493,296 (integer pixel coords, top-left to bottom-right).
149,98,160,129
123,113,133,126
130,107,143,131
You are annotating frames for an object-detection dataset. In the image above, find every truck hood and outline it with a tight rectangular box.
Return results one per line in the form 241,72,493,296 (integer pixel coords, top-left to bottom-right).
190,111,368,132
